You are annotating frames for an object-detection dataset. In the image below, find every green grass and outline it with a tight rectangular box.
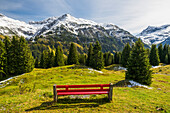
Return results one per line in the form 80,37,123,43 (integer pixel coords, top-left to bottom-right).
0,64,170,113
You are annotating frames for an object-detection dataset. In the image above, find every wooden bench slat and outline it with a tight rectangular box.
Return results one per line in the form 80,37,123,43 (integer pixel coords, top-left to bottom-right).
57,88,109,92
56,84,110,88
58,91,109,95
53,83,113,102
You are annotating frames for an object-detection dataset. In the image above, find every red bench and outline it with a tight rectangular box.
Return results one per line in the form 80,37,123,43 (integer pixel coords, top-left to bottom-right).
53,83,113,102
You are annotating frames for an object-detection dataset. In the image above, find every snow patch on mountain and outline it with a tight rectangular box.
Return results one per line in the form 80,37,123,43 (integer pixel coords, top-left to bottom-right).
137,24,170,46
0,13,137,45
0,13,37,38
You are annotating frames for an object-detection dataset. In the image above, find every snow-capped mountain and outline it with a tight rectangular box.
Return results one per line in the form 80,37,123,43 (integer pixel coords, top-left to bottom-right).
0,13,37,38
28,14,138,52
30,14,136,40
0,13,139,52
137,24,170,46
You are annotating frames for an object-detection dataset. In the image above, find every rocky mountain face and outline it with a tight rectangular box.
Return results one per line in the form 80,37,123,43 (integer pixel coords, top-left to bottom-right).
0,13,37,38
29,14,138,52
0,13,139,52
137,24,170,46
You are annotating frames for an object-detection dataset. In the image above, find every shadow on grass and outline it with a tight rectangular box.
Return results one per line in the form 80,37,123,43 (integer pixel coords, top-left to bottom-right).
104,64,123,71
25,97,109,111
67,65,88,69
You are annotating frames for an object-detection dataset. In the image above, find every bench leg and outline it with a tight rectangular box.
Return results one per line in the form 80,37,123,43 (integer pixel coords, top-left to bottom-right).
53,84,57,102
108,83,113,101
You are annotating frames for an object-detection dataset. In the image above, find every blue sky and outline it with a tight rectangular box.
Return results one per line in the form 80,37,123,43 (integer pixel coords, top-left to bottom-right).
0,0,170,34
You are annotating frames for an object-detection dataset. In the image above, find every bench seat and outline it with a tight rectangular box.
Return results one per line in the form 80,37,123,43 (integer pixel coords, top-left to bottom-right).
53,83,113,102
58,91,109,95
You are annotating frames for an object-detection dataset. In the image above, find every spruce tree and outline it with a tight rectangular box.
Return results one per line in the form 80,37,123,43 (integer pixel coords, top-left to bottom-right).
118,52,122,64
95,51,104,70
67,43,79,65
108,52,113,66
165,54,168,64
114,52,118,64
146,48,150,57
149,44,160,66
43,51,49,69
92,41,104,70
104,52,113,66
86,43,93,67
163,44,168,63
3,36,11,75
126,39,152,85
35,58,39,68
114,52,121,64
8,36,19,75
104,52,109,66
54,46,64,66
47,51,54,68
168,46,170,64
0,40,6,79
40,51,44,68
158,44,163,63
79,54,86,65
121,43,131,67
18,36,34,73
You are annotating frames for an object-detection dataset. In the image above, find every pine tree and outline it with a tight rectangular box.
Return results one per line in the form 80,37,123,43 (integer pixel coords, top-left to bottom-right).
163,44,168,63
114,52,118,64
0,40,6,79
104,52,109,66
126,39,152,85
8,36,19,75
95,51,104,70
146,48,150,57
86,43,93,67
121,43,131,67
35,58,39,68
108,52,113,66
67,43,79,65
93,41,102,54
158,44,163,63
79,54,86,65
54,46,64,66
104,52,113,66
3,36,10,75
92,41,104,70
165,54,168,64
47,51,54,68
18,36,34,73
118,52,122,64
168,46,170,64
149,44,160,66
114,52,121,64
3,36,11,75
39,51,44,68
43,51,49,69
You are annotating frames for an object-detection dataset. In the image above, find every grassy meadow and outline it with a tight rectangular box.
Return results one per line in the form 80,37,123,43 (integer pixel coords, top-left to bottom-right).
0,64,170,113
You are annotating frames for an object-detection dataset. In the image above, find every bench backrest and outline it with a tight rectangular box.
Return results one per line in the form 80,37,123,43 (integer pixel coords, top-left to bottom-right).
56,84,110,92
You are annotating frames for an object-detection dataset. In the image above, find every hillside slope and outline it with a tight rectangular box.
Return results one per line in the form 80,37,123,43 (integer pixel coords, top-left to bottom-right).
0,65,169,112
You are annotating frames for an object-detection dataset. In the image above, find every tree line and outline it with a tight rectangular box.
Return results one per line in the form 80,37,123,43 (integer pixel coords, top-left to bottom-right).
1,35,169,85
0,36,34,80
36,39,170,71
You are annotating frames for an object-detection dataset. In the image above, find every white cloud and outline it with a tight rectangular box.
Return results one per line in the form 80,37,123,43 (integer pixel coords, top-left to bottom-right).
0,1,22,10
90,0,170,34
1,0,170,34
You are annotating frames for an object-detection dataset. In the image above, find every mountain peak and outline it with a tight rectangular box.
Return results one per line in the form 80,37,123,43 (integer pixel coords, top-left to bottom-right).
0,13,5,17
62,13,72,18
137,24,170,46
